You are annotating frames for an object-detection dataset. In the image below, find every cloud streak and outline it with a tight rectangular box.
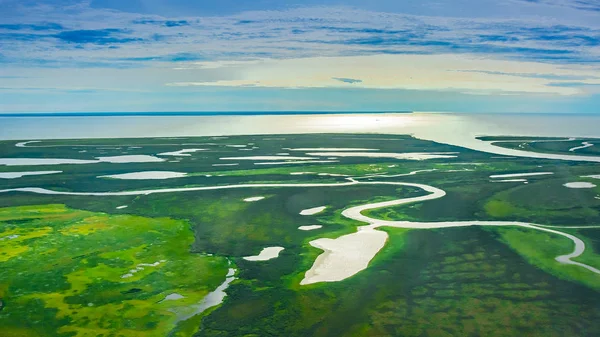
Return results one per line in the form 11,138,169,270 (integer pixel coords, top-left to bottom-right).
165,54,600,96
0,0,599,112
54,28,141,44
332,77,362,84
1,2,599,68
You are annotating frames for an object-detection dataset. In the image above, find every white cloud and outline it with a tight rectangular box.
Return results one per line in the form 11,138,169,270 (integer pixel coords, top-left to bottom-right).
165,54,600,95
1,0,599,110
1,2,599,68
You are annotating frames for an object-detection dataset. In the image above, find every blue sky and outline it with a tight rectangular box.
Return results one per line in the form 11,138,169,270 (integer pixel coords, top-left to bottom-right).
0,0,599,113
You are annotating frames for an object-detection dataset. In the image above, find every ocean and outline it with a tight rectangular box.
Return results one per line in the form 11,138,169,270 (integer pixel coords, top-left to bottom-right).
1,112,600,160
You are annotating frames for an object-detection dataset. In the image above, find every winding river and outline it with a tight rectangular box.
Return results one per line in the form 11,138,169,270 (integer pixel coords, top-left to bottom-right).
301,179,600,284
2,176,598,285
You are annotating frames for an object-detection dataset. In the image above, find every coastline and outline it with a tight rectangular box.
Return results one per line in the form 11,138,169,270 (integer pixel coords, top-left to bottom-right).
0,111,413,117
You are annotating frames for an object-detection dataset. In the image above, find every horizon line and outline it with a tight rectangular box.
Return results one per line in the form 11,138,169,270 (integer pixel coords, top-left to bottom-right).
0,111,414,117
1,111,599,117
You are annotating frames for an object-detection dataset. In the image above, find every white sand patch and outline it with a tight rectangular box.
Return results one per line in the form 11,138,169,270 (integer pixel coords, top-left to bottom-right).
569,142,594,152
300,206,326,215
492,179,528,183
220,156,316,161
489,172,553,178
158,148,207,156
212,163,239,167
564,182,597,189
306,152,458,160
318,173,349,177
298,225,323,231
0,171,62,179
388,165,397,168
182,143,218,146
583,175,600,179
120,260,165,279
0,158,99,166
116,205,128,209
0,155,163,166
292,172,349,177
355,169,436,179
0,234,20,241
97,155,165,163
301,228,387,285
244,196,265,202
162,293,185,302
243,247,285,261
226,144,247,148
289,148,379,151
276,153,290,155
100,171,187,180
255,160,338,165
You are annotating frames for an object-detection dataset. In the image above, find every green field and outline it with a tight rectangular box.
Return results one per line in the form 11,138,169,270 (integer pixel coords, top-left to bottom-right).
1,134,600,336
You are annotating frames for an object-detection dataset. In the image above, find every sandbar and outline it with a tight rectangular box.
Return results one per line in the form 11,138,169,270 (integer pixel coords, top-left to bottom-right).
100,171,187,180
298,225,323,231
306,152,457,160
489,172,553,178
158,148,207,156
300,206,326,215
564,182,597,189
243,247,284,261
0,171,62,179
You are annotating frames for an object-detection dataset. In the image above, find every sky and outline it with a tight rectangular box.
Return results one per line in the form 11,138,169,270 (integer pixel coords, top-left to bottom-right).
0,0,599,113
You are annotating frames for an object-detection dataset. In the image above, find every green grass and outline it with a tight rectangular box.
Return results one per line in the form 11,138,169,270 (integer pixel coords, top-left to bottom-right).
0,204,229,337
199,227,600,336
489,226,600,290
2,133,600,336
481,178,600,225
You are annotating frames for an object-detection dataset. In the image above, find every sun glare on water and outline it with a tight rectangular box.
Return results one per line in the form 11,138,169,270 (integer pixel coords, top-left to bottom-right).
314,114,416,131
